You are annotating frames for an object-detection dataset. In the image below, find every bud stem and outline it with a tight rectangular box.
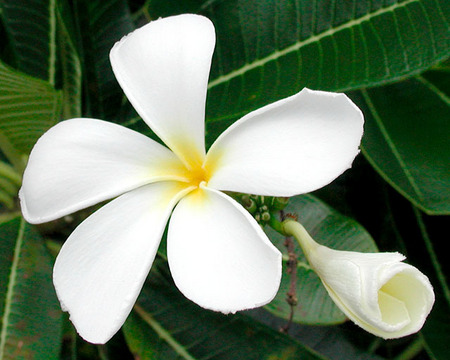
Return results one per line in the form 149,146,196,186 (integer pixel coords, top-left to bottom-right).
282,220,320,260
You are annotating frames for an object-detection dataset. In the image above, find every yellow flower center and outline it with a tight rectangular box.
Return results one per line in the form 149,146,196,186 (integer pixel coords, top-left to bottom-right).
176,161,212,205
186,163,210,188
171,141,212,193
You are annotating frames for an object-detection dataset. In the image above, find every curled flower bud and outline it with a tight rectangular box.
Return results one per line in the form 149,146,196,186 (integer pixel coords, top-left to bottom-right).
283,221,435,339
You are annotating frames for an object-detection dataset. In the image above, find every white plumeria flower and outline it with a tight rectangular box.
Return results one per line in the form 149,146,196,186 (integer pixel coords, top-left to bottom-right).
19,14,364,344
283,221,435,339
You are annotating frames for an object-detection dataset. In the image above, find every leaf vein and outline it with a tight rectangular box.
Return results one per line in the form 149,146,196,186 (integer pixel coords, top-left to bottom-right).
208,0,420,89
0,219,25,360
361,89,425,200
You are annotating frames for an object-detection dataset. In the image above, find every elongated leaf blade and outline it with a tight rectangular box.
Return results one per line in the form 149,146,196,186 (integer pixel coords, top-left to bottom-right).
0,217,62,360
74,0,134,121
202,0,450,136
123,260,325,360
423,294,450,360
57,1,82,119
133,0,204,19
351,68,450,215
264,194,378,325
387,205,449,359
0,0,57,83
0,61,62,155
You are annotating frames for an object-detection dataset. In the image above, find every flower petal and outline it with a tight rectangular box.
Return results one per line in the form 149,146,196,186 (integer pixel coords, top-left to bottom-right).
20,118,187,224
206,88,364,196
283,220,434,339
53,181,190,344
110,14,215,168
309,246,434,338
167,186,282,313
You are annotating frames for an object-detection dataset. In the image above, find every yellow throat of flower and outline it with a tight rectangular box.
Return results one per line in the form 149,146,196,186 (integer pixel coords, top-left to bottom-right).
186,164,210,188
169,140,215,197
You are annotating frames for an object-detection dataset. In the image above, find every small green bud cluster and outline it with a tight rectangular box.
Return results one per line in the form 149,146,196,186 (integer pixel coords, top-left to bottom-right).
230,193,289,225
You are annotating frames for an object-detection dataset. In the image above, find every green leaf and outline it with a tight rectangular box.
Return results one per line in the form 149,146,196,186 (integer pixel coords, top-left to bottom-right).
73,0,134,121
202,0,450,140
0,161,20,208
132,0,204,20
123,260,325,360
0,217,62,360
0,191,14,210
377,197,449,359
264,194,378,325
422,288,450,360
351,68,450,215
0,0,57,83
412,209,450,360
0,60,62,157
56,0,83,119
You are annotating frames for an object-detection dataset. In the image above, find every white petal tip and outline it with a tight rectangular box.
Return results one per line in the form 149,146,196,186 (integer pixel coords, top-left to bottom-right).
168,189,282,315
18,188,40,225
206,87,364,196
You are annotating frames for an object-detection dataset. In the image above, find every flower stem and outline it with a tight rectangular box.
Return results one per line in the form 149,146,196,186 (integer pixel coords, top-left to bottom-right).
268,216,286,235
282,220,319,258
280,234,298,334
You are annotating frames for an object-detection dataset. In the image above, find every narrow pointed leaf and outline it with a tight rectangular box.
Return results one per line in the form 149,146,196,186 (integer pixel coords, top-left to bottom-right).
264,194,378,325
0,217,62,360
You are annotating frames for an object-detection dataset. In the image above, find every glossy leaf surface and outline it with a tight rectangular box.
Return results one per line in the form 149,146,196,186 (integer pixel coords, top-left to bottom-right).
202,0,450,137
72,0,134,121
0,217,62,360
0,0,56,82
352,70,450,215
0,61,62,156
56,0,83,119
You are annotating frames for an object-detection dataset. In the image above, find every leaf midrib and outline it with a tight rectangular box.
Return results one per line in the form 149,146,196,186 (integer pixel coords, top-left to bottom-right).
0,218,24,360
416,74,450,105
48,0,57,86
361,88,426,202
134,304,197,360
207,0,420,90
